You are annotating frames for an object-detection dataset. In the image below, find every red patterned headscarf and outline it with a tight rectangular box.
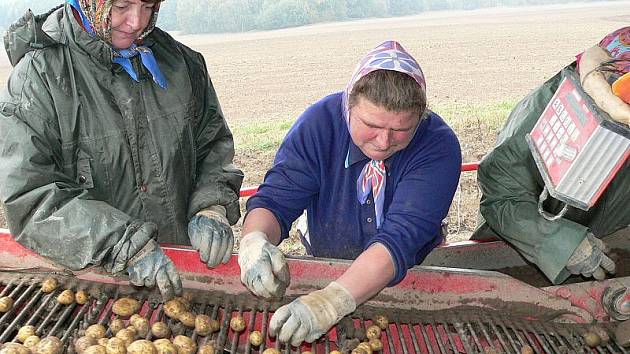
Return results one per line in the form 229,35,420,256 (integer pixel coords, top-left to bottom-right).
74,0,161,45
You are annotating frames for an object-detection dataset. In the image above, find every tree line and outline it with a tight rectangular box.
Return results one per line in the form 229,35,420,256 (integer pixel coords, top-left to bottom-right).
0,0,614,34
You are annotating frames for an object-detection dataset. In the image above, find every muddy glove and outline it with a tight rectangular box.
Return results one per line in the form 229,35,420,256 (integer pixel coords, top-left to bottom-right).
566,233,616,280
238,231,289,298
270,282,357,346
126,239,183,301
188,205,234,268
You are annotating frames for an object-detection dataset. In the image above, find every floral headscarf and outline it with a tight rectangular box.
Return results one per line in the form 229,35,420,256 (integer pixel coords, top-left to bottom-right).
598,26,630,74
72,0,161,45
342,41,427,229
67,0,166,88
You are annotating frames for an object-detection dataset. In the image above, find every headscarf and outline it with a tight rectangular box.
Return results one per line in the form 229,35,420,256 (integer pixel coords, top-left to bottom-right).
342,41,426,229
599,26,630,74
66,0,167,88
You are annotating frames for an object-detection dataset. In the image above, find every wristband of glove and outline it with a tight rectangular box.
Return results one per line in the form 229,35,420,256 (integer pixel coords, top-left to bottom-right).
196,205,229,225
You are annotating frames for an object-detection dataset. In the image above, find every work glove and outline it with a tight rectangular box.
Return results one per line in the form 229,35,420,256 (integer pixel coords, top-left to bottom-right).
188,205,234,268
238,231,290,298
270,282,357,346
566,233,616,280
126,239,183,301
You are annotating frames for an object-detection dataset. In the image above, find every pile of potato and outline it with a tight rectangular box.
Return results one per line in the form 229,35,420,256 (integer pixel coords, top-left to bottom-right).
0,277,92,354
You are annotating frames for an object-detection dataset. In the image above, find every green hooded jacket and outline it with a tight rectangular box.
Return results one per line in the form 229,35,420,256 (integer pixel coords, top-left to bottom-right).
474,65,630,284
0,5,243,272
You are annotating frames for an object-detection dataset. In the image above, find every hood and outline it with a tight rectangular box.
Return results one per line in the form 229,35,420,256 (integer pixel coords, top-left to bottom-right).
3,5,62,67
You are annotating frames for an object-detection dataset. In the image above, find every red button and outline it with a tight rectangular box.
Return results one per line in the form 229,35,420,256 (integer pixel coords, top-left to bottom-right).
139,185,147,193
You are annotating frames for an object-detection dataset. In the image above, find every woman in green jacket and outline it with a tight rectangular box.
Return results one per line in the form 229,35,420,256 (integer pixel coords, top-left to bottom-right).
0,0,243,299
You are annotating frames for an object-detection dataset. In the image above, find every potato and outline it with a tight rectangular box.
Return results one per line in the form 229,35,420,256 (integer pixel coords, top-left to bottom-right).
150,322,170,339
351,349,367,354
16,325,37,343
230,316,246,332
127,340,156,354
194,315,212,336
208,319,220,333
130,316,149,338
262,349,280,354
105,338,127,354
173,297,191,311
115,329,136,347
41,278,59,293
0,296,14,313
85,324,107,340
152,339,176,354
23,336,41,349
109,319,126,335
0,343,30,354
75,290,90,305
74,336,96,354
197,344,216,354
373,315,388,330
172,335,196,354
84,345,107,354
520,345,534,354
178,312,195,328
97,339,108,347
356,342,372,354
329,351,342,354
368,338,382,351
583,331,601,347
249,330,263,347
126,326,138,337
163,300,185,320
34,336,63,354
112,298,141,317
57,289,75,305
366,325,381,340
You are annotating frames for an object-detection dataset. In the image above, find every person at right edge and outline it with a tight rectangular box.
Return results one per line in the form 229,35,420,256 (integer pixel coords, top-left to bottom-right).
473,27,630,285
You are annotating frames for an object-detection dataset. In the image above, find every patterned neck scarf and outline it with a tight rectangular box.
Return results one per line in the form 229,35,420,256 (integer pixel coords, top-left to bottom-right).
66,0,167,88
342,41,426,229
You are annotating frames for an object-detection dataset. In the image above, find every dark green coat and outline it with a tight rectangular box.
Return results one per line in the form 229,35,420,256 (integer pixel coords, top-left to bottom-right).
474,65,630,284
0,5,243,271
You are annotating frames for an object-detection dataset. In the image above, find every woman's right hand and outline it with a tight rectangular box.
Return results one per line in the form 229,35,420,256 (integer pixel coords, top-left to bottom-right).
238,231,290,298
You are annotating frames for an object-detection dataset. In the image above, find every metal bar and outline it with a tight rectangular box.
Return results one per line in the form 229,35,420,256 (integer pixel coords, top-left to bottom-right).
60,299,92,343
216,300,232,352
465,322,483,352
0,280,14,297
0,290,43,342
36,301,63,337
0,280,37,326
429,321,448,354
496,318,520,353
417,323,435,354
484,317,511,354
229,307,243,354
453,318,475,353
261,307,269,352
395,322,409,354
522,320,553,354
385,321,396,354
475,319,499,353
48,303,77,337
408,323,422,354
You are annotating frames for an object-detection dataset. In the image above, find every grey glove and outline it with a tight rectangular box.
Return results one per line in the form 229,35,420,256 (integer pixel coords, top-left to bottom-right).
188,206,234,268
238,231,290,298
270,282,356,346
566,233,616,280
126,239,183,300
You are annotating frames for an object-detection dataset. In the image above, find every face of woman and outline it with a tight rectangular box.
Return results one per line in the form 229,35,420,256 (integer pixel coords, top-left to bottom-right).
110,0,155,49
349,96,420,161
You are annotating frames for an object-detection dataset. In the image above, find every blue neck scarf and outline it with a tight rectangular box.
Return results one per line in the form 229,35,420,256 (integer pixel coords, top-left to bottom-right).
66,0,167,89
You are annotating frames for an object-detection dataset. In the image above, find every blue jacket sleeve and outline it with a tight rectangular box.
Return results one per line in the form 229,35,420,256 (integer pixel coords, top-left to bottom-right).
369,119,462,285
246,105,324,239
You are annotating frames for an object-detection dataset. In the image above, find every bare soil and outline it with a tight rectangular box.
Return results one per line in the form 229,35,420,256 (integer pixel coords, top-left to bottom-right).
0,2,626,246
